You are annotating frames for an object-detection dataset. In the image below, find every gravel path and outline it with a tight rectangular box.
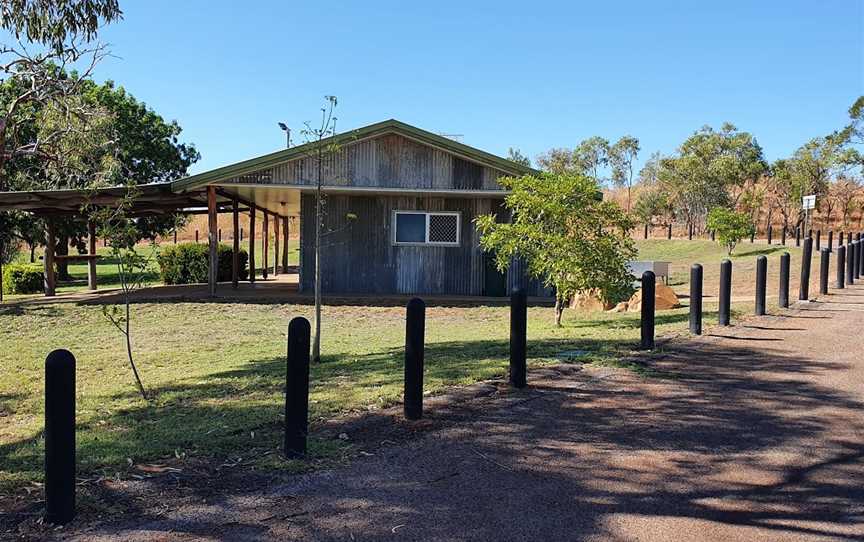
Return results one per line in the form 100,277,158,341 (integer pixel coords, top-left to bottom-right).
60,286,864,541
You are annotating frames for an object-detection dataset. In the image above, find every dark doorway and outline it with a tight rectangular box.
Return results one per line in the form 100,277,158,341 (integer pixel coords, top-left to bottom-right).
483,254,507,296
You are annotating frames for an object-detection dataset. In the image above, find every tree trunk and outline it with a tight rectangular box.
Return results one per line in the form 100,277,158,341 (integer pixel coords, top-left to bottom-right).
29,243,35,263
312,147,323,363
554,297,564,327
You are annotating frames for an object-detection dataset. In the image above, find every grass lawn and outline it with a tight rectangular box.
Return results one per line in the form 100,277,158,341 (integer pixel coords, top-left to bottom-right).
0,237,818,494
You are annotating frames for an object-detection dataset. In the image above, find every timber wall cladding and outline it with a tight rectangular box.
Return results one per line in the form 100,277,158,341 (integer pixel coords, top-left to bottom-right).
230,134,507,190
299,194,500,295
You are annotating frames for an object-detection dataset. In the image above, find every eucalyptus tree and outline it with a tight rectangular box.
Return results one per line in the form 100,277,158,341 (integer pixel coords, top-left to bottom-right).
608,135,640,212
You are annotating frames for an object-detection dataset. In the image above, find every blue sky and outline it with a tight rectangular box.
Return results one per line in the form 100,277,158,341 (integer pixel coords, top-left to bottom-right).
92,0,862,175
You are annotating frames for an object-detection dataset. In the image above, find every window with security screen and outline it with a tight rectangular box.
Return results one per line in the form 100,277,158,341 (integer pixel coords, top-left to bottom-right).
393,211,461,246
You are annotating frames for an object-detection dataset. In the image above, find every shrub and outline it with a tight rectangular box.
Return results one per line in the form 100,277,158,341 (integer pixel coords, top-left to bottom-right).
2,263,44,294
157,244,248,285
706,207,753,255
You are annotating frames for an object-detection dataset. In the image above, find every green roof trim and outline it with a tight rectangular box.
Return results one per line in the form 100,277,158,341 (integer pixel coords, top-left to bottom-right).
171,119,539,193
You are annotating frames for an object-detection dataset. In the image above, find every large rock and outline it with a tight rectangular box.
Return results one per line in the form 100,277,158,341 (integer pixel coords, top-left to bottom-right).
627,283,680,312
570,289,614,312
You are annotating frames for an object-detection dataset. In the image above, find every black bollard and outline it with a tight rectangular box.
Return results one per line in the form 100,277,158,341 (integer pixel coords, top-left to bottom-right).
711,230,716,242
509,288,527,388
195,230,199,243
828,230,833,252
285,317,311,458
815,230,821,251
218,228,222,242
644,223,648,239
795,227,801,247
799,237,813,301
719,259,732,326
750,229,755,243
836,245,846,289
819,248,830,295
173,230,177,245
781,228,786,246
755,255,767,315
688,223,693,240
840,231,845,246
667,223,672,240
240,227,244,242
847,241,856,285
779,252,790,308
404,298,425,420
45,349,76,525
852,239,862,280
767,225,773,245
640,271,655,349
689,264,703,335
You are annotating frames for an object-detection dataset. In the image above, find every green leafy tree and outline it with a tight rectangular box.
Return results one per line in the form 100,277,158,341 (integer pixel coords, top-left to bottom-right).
608,135,640,212
536,147,579,174
706,207,753,255
476,172,635,326
574,136,609,183
507,147,531,167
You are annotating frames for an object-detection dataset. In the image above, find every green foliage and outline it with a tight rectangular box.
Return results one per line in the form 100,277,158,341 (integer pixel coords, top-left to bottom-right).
658,123,767,227
476,173,636,322
157,244,249,285
0,0,122,51
706,208,753,255
507,147,531,167
2,263,43,294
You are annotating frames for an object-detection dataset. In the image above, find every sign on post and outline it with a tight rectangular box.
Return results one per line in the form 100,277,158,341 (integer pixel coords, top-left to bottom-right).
802,195,816,210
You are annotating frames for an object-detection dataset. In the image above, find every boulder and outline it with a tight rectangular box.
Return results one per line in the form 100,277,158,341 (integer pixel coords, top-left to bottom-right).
626,283,680,312
607,301,629,313
570,289,613,312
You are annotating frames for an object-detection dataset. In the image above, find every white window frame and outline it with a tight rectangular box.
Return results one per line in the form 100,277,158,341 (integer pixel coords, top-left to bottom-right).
392,210,461,247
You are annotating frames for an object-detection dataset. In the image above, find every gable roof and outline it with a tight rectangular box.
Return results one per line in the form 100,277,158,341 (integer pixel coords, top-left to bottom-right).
171,119,538,193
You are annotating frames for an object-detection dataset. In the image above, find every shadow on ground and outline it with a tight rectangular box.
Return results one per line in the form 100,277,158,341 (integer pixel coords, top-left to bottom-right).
35,332,864,541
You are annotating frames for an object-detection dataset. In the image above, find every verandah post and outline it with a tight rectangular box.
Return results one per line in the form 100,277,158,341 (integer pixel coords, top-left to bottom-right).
263,212,269,280
87,221,97,291
44,217,56,297
207,186,218,297
232,198,240,289
249,207,256,283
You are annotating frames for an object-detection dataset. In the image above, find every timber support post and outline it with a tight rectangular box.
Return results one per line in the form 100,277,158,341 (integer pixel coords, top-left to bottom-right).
282,217,290,271
263,212,269,280
249,207,256,283
404,298,425,420
232,198,240,289
44,218,56,297
207,186,218,297
273,214,279,277
285,317,311,458
45,349,75,525
87,221,97,291
509,288,527,388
